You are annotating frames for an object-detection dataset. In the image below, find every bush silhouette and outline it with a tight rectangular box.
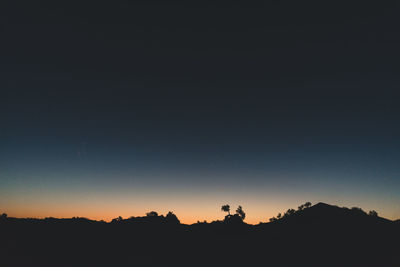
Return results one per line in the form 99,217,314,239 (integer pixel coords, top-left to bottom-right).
146,211,159,217
270,202,312,222
304,202,312,208
284,209,296,217
224,214,245,224
111,216,123,223
368,210,378,217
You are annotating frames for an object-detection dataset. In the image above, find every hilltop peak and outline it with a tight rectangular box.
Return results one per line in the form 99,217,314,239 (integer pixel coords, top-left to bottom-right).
310,202,335,209
308,202,343,212
313,202,333,207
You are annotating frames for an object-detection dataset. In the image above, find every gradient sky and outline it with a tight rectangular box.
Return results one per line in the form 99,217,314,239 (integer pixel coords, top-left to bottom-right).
1,1,400,224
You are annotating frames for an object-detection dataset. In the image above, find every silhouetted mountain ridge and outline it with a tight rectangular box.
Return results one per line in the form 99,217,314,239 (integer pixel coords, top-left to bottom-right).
1,203,399,267
0,202,396,227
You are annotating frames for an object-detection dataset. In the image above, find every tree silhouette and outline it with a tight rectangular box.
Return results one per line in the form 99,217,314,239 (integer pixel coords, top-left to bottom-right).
111,216,123,223
368,210,378,217
236,205,246,220
284,209,296,217
146,211,159,217
221,204,231,216
0,213,7,220
304,202,312,208
276,213,282,219
351,207,366,215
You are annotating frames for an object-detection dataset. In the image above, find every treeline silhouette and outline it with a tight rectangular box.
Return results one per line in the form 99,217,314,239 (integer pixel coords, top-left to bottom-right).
1,202,399,267
110,211,180,225
268,201,379,222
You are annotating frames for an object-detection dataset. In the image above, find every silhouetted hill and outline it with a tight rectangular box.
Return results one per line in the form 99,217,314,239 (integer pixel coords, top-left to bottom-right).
270,202,392,226
1,204,399,267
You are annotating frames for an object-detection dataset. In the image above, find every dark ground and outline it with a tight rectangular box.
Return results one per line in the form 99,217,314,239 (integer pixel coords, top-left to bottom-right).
1,203,399,267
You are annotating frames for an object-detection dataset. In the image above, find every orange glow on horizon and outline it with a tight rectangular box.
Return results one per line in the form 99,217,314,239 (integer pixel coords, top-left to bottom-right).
2,200,400,225
2,182,400,224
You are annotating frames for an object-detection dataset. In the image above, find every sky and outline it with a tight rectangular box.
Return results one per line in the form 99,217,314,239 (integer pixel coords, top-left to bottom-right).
1,1,400,224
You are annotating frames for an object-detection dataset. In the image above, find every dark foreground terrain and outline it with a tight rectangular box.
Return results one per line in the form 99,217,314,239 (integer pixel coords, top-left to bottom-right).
1,203,399,267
